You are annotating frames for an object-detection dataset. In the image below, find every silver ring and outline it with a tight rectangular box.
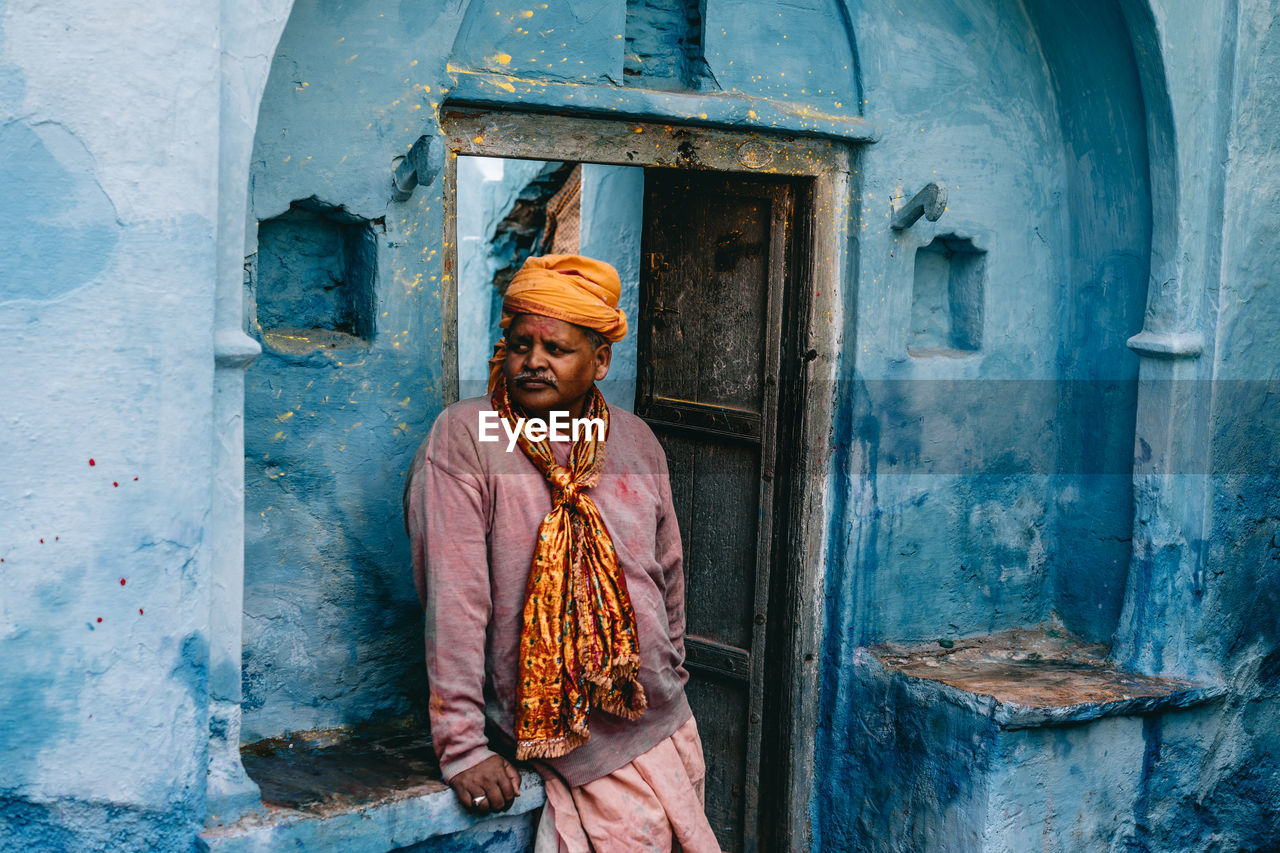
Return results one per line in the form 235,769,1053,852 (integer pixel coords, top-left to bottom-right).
471,795,487,807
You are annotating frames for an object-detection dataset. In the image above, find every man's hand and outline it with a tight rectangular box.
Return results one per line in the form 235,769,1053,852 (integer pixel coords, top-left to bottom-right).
450,754,521,815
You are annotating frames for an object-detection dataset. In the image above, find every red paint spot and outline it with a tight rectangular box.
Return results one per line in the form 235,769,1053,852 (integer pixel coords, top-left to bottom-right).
120,578,127,586
96,617,103,623
139,608,144,615
89,458,96,466
113,481,118,487
39,539,44,544
55,536,59,541
133,477,138,481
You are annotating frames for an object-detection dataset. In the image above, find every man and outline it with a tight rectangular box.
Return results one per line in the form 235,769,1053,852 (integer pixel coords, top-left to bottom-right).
407,254,719,852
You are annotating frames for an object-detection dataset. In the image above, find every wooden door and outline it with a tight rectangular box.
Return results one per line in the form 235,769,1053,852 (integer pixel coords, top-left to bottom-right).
637,170,796,853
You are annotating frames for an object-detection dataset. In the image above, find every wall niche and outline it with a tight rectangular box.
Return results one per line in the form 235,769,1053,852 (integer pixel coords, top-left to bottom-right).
255,199,378,344
624,0,713,92
909,235,985,355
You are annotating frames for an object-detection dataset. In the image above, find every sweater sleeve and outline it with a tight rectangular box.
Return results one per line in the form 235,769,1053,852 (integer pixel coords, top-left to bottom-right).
653,444,689,684
408,411,498,781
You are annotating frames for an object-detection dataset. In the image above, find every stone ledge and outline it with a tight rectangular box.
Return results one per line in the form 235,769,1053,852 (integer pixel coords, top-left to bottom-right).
869,624,1225,731
198,725,544,853
1126,329,1203,359
198,795,541,853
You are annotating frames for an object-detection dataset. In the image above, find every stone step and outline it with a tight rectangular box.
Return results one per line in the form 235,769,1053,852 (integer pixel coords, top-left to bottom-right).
845,625,1223,851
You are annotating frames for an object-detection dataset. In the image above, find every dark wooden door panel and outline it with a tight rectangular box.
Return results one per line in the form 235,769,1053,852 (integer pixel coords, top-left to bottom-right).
638,168,794,853
686,675,749,853
645,184,773,413
657,432,761,649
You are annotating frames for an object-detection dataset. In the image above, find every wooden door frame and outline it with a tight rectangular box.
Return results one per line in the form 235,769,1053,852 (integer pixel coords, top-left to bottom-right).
437,106,851,851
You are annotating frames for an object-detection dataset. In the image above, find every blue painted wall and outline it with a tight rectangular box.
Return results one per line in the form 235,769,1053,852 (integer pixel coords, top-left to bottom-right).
2,0,1278,849
822,0,1148,663
816,0,1279,848
240,0,450,740
0,0,242,846
1027,0,1151,643
1113,0,1280,846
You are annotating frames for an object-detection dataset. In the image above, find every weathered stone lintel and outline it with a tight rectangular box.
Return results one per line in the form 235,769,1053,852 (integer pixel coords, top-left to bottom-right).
444,68,879,142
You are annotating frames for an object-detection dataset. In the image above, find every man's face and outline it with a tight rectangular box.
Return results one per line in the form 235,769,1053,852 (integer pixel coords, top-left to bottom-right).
502,313,611,419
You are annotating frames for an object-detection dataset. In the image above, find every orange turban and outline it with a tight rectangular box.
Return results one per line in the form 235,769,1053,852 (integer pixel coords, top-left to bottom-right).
487,254,628,393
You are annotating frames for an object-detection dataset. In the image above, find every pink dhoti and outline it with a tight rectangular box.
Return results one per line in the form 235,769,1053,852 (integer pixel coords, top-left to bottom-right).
534,717,721,853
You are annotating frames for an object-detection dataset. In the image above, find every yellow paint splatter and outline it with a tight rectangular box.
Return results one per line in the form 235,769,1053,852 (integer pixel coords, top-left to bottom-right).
493,52,512,65
276,411,294,422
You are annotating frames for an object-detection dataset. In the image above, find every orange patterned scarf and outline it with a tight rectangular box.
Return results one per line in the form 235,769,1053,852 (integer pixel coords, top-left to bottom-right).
492,381,647,760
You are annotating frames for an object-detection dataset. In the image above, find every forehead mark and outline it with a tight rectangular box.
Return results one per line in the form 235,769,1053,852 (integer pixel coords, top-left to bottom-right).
510,314,582,345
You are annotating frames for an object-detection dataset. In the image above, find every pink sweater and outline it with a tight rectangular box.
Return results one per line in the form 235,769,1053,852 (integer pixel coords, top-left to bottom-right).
408,395,692,787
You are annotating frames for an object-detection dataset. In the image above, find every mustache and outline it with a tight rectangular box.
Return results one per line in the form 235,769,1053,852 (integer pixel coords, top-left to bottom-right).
515,370,557,388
